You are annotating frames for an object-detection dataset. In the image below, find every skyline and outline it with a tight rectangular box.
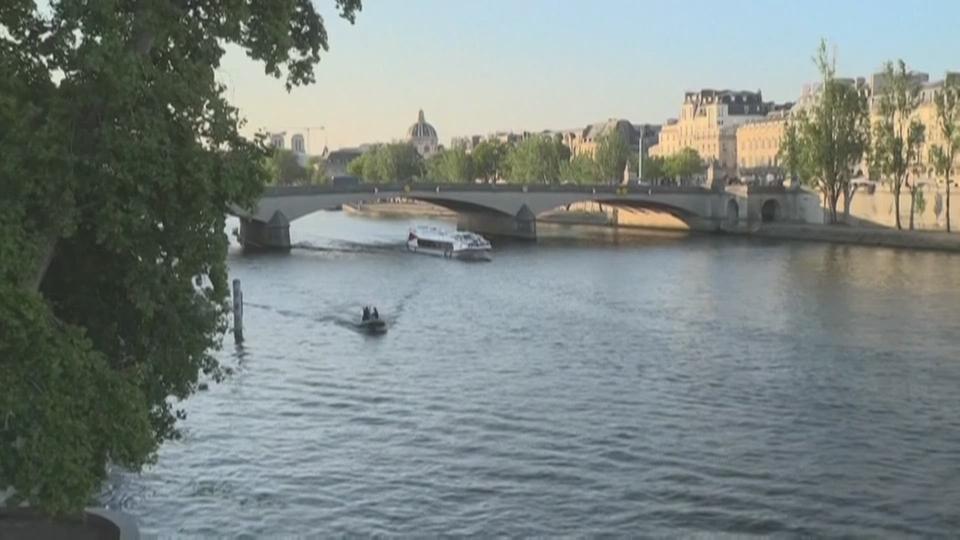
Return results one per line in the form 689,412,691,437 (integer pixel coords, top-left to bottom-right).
219,0,960,153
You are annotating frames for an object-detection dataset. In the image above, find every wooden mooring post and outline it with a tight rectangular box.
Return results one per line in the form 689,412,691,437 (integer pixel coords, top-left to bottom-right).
232,278,243,344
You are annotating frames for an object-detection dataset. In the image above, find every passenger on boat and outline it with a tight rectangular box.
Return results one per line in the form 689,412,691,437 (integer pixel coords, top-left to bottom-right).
362,306,370,321
372,308,379,320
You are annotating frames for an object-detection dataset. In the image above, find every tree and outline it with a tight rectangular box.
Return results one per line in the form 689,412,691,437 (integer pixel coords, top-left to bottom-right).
425,144,474,183
268,149,309,185
503,135,570,184
559,154,598,184
379,143,424,182
872,59,925,229
307,156,328,184
594,131,632,184
347,150,372,179
780,40,869,224
472,140,509,182
663,147,705,184
930,77,960,232
1,0,362,515
347,144,423,183
641,156,667,182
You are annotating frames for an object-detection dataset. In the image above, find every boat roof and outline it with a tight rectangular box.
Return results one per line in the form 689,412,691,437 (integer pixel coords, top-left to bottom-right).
412,225,486,239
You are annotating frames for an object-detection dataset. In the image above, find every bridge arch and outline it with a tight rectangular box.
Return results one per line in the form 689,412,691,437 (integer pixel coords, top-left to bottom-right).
234,184,736,250
760,198,781,222
725,199,740,228
538,197,701,230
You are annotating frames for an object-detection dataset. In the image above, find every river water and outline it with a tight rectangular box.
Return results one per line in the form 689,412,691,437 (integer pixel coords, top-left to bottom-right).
104,211,960,537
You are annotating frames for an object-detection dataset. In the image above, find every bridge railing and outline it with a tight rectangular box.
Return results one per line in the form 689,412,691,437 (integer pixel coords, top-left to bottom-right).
262,183,728,197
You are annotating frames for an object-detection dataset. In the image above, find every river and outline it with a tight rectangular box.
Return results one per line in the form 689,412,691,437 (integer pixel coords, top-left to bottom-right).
103,211,960,536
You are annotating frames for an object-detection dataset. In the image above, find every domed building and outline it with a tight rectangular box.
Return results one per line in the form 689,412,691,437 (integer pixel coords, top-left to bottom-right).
407,109,439,157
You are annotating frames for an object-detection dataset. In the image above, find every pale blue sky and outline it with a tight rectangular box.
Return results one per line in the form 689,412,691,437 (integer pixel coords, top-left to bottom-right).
220,0,960,152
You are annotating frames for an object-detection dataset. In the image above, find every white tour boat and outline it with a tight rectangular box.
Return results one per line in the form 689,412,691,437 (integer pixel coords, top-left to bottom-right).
407,226,492,261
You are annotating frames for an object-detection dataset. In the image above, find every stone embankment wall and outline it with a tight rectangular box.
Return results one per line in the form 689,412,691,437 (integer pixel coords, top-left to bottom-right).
840,186,960,230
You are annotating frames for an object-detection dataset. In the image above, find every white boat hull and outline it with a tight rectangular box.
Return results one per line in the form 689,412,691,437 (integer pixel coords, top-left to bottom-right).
407,243,491,261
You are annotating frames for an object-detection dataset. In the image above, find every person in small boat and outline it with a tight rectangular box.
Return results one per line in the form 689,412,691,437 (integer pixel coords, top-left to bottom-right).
362,306,370,321
372,307,379,320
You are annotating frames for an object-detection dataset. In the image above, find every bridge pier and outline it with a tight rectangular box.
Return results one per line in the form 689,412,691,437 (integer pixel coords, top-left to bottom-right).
238,211,291,252
456,204,537,241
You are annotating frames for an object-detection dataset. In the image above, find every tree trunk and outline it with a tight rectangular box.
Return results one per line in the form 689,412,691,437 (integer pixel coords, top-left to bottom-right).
909,186,916,230
826,186,840,224
893,183,902,229
26,235,59,293
947,173,952,233
842,184,855,224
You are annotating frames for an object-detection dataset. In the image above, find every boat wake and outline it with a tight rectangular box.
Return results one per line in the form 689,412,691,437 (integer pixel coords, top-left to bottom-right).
292,240,407,255
243,299,414,334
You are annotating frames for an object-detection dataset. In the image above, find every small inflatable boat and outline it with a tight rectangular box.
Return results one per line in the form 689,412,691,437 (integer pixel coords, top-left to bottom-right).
359,318,387,334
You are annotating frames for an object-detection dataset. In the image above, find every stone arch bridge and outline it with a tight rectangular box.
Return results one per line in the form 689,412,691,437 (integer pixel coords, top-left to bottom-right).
231,183,807,250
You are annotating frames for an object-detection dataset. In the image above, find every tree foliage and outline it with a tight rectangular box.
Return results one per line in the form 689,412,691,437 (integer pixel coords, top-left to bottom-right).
929,77,960,232
641,156,667,182
425,144,474,183
780,40,869,224
503,135,570,184
663,147,705,183
559,154,598,185
871,59,926,229
264,150,327,186
268,149,308,185
0,0,361,514
593,131,632,184
471,140,509,182
347,143,424,183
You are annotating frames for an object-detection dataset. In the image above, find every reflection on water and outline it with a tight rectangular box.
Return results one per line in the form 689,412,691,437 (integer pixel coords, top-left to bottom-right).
103,211,960,536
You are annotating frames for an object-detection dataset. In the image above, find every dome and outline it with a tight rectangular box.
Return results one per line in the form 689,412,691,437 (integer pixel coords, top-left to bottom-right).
407,109,437,140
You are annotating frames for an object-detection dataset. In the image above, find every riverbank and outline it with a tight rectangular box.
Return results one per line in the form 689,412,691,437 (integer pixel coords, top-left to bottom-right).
343,201,960,253
746,223,960,252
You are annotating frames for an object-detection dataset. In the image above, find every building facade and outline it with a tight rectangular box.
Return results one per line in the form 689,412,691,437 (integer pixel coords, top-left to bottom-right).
735,109,791,182
650,90,780,181
871,72,960,183
451,120,660,162
558,119,660,159
269,132,286,149
325,147,366,178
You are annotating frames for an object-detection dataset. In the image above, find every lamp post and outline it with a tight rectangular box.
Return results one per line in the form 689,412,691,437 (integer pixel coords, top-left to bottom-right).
638,136,644,182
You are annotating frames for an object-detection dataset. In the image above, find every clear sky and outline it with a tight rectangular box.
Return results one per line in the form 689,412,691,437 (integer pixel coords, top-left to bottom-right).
219,0,960,153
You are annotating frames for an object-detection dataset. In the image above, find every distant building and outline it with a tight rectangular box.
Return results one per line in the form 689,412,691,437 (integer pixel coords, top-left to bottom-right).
450,130,556,152
794,77,868,115
558,119,660,159
868,69,930,113
451,120,660,163
735,107,792,183
407,110,440,157
450,134,483,150
289,133,308,166
291,134,306,154
865,70,960,183
326,147,367,178
650,89,784,183
269,132,286,149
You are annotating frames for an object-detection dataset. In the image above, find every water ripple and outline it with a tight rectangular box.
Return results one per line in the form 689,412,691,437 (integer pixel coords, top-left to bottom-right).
104,213,960,536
